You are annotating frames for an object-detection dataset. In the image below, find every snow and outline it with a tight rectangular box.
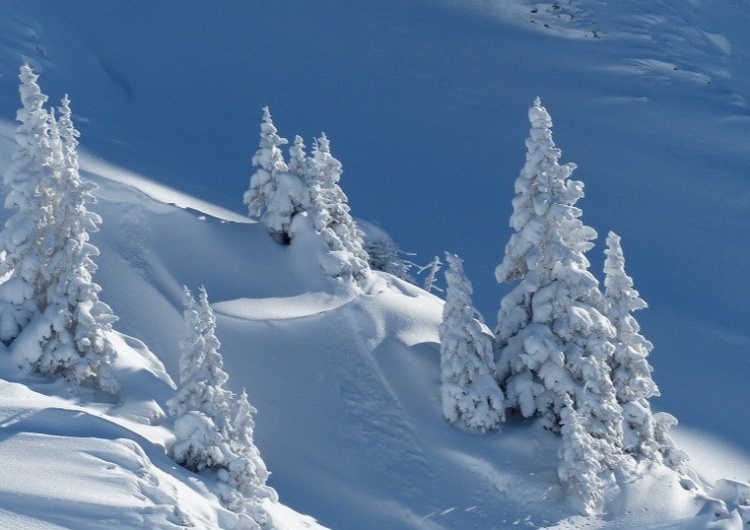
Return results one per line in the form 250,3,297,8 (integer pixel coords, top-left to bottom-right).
673,428,750,486
81,156,251,225
213,293,353,322
0,0,745,528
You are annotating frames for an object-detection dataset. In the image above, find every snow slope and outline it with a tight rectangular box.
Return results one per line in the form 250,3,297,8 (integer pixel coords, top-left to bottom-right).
0,137,740,528
0,0,748,528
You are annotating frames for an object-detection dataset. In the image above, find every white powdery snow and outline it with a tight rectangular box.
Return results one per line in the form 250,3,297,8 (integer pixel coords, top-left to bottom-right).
0,1,747,529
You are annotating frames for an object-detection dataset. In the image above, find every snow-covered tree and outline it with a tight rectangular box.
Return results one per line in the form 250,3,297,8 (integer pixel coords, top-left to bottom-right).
0,67,118,391
604,232,686,471
173,410,232,474
653,411,689,474
494,98,624,458
288,135,308,182
0,64,56,342
363,236,413,281
170,287,275,527
603,232,658,454
558,394,606,515
440,252,504,432
27,96,119,391
222,389,277,525
170,286,234,439
244,110,369,285
244,107,308,245
360,222,414,282
421,255,443,294
306,133,370,284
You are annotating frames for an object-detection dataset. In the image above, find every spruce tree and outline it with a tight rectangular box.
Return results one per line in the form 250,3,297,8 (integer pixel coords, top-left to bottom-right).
604,231,686,471
170,286,234,438
170,287,276,527
0,67,118,391
244,107,306,245
306,134,369,284
224,389,277,526
288,135,308,182
0,64,56,342
558,394,605,514
440,252,504,432
29,95,119,392
362,234,413,282
494,98,623,457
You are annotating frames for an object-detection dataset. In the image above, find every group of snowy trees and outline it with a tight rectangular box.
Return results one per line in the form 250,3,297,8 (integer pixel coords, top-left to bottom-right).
439,98,686,514
244,106,451,292
3,63,688,520
0,66,275,529
169,286,276,529
0,64,118,392
244,107,370,285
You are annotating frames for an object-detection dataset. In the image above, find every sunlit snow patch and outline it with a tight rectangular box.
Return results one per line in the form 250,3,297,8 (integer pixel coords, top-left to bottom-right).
212,292,355,321
80,154,250,224
673,427,750,485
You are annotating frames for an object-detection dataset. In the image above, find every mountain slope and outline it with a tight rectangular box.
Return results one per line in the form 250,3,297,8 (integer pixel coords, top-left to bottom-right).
0,138,739,528
0,1,749,528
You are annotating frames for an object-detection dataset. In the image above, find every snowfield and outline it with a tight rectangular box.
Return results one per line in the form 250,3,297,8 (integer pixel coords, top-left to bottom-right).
0,1,747,529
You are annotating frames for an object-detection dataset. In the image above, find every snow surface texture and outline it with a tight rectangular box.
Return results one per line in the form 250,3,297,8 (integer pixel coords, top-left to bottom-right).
0,0,747,529
0,93,744,529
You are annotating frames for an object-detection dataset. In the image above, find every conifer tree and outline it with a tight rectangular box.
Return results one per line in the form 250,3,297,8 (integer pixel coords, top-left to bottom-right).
0,67,118,391
604,232,686,470
170,286,234,438
244,111,369,284
244,107,307,245
0,64,56,342
306,134,369,284
558,394,605,514
170,287,276,527
224,389,277,526
288,135,308,182
440,252,504,432
363,234,413,282
29,95,119,392
494,98,623,457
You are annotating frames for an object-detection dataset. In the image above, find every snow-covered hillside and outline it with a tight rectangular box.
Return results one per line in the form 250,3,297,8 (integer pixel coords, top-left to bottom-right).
0,1,748,529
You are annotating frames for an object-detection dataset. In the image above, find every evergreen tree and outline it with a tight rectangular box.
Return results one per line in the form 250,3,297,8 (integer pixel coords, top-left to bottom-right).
288,135,308,182
558,394,605,514
439,252,504,432
173,410,232,474
603,232,657,454
306,134,369,284
170,287,276,527
361,227,414,282
0,67,118,391
244,112,368,285
170,286,234,437
224,389,277,525
244,107,307,245
0,64,56,342
28,95,119,392
494,98,623,457
363,238,413,281
604,232,686,470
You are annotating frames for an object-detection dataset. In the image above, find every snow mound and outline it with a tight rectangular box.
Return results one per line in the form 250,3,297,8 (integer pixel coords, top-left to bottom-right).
213,292,354,321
